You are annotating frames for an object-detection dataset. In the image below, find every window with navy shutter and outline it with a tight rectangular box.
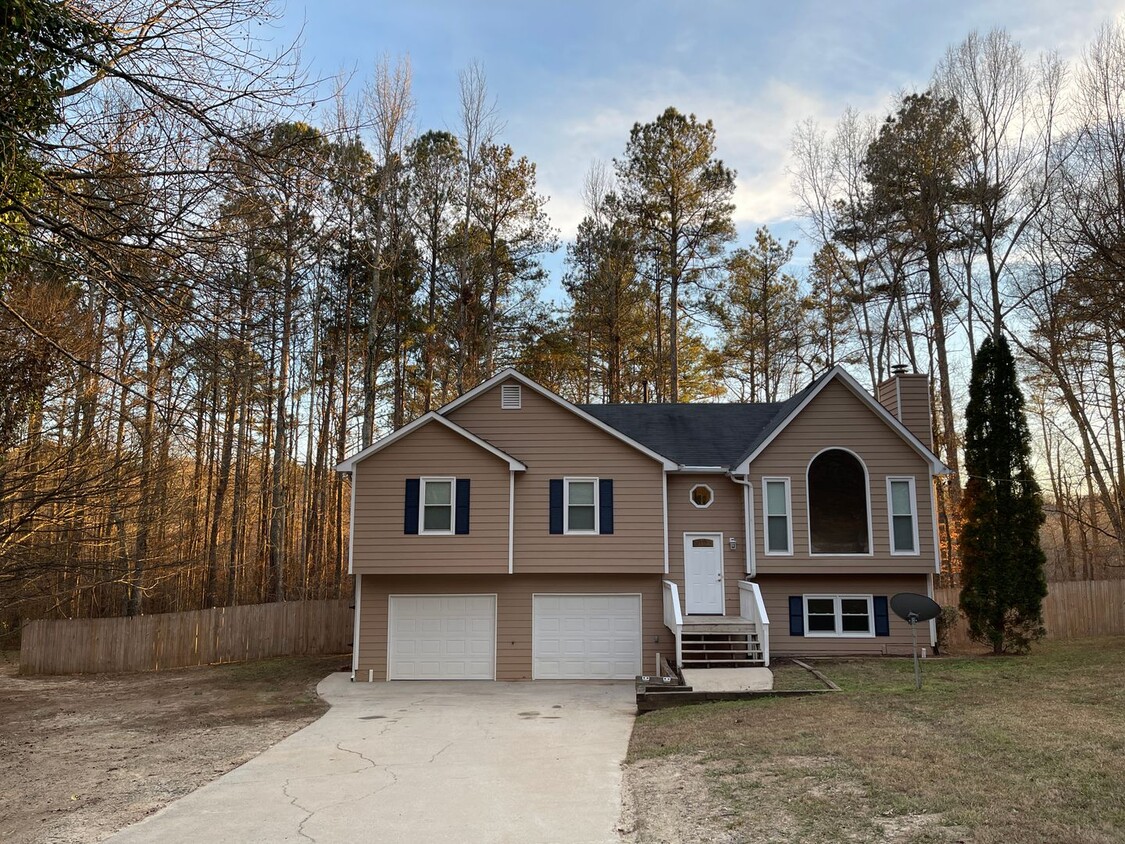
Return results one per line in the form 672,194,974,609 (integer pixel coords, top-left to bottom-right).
549,479,564,534
551,478,614,534
455,479,471,535
406,478,467,535
873,596,890,636
598,479,614,535
799,594,878,637
404,479,420,534
789,596,804,636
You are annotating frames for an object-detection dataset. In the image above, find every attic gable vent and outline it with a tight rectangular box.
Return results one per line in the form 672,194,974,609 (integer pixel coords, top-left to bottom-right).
501,384,522,409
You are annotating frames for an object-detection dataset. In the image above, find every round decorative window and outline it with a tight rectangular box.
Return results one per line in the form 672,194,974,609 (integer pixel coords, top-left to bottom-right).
690,484,714,509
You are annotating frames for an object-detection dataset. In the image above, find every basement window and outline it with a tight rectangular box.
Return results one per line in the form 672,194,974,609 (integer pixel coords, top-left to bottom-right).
804,595,874,637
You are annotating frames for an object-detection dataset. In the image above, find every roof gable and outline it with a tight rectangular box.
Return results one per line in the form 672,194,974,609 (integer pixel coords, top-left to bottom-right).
731,366,948,475
335,412,527,472
438,369,678,470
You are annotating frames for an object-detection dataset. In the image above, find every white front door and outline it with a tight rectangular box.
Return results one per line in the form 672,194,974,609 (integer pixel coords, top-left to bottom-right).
684,533,724,614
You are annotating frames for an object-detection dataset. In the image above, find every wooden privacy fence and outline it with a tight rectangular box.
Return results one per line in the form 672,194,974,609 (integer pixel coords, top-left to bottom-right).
19,598,353,675
934,579,1125,649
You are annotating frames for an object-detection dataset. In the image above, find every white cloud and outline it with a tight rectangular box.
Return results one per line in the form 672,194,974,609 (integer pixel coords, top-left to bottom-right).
520,76,893,242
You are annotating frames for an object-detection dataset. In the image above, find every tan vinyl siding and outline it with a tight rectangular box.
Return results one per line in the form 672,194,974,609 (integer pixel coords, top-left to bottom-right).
757,573,933,656
356,574,665,681
896,374,933,450
877,378,899,418
446,380,665,574
752,378,937,575
666,474,748,615
876,373,933,450
351,421,510,575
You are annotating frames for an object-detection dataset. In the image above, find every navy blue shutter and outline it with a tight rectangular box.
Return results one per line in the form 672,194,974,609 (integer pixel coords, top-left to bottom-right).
789,596,804,636
404,479,420,534
598,479,614,535
549,479,563,534
873,596,890,636
455,479,471,535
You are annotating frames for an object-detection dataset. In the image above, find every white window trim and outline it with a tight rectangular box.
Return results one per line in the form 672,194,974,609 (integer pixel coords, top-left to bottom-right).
762,477,793,556
689,483,714,509
887,476,921,556
564,477,599,535
803,594,875,638
420,476,456,535
805,447,873,557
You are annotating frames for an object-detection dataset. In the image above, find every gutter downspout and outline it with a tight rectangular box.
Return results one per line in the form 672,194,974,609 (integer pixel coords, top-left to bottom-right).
728,472,754,577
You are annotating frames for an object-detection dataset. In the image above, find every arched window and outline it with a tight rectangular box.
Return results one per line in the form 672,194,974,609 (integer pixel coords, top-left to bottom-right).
807,449,869,554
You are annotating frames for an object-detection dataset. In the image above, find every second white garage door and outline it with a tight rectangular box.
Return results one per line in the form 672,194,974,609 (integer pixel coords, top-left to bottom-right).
388,595,496,680
532,594,642,680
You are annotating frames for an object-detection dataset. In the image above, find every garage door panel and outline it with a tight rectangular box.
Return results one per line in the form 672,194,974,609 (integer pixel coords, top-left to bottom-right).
533,594,641,680
389,595,495,680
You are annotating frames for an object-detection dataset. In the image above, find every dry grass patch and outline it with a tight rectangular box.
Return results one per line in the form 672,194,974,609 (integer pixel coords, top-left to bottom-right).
624,637,1125,844
0,653,346,844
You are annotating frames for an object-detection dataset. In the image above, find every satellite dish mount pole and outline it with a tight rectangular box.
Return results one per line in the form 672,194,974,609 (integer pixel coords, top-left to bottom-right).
890,593,940,692
909,611,921,690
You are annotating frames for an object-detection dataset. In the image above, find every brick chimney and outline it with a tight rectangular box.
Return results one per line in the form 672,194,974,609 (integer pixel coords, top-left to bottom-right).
876,365,933,450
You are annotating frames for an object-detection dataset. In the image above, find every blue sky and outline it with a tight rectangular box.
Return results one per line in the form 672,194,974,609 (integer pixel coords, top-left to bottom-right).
277,0,1124,300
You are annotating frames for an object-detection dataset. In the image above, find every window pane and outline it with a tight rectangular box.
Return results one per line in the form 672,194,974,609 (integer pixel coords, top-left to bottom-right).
890,480,912,515
840,598,868,615
807,598,834,615
842,614,871,632
808,450,869,554
568,505,595,531
424,481,451,505
767,515,789,551
808,615,836,632
893,515,915,551
423,506,451,531
692,538,714,547
568,481,595,506
765,481,786,514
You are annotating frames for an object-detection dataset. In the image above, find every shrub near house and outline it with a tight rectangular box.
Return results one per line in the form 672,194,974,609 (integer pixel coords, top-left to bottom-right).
337,366,947,681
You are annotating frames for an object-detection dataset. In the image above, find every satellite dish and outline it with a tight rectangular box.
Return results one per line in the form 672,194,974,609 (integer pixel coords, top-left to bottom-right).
890,592,941,690
891,592,941,623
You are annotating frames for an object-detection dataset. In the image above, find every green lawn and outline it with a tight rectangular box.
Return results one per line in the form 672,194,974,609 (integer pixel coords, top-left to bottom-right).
627,637,1125,844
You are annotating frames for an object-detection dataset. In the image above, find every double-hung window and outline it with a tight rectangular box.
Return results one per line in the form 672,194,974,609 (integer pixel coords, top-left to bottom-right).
420,477,455,534
887,477,918,554
763,477,792,554
565,478,598,534
804,595,874,637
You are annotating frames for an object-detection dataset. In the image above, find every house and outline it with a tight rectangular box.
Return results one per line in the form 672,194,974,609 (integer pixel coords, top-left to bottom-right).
336,365,947,682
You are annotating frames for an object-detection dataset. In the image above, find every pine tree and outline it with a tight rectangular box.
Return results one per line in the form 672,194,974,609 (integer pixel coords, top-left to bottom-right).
959,335,1048,653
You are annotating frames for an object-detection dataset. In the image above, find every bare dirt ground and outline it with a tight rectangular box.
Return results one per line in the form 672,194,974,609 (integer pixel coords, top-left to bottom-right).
0,652,347,844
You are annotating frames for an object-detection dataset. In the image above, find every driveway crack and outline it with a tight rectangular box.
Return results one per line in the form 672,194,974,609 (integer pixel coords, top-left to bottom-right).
336,740,378,772
282,777,316,843
427,742,453,764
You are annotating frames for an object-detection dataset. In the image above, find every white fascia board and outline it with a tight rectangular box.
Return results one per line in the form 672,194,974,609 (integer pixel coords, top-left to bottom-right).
335,412,527,472
733,365,949,477
438,368,678,471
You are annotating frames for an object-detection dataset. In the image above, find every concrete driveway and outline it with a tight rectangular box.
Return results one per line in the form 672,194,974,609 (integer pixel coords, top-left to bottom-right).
108,674,636,844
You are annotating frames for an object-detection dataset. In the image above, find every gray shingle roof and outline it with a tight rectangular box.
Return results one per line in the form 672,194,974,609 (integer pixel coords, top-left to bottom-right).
579,374,826,468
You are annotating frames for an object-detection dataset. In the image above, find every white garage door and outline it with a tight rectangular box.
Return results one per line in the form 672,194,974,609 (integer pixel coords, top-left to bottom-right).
388,595,496,680
532,594,642,680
